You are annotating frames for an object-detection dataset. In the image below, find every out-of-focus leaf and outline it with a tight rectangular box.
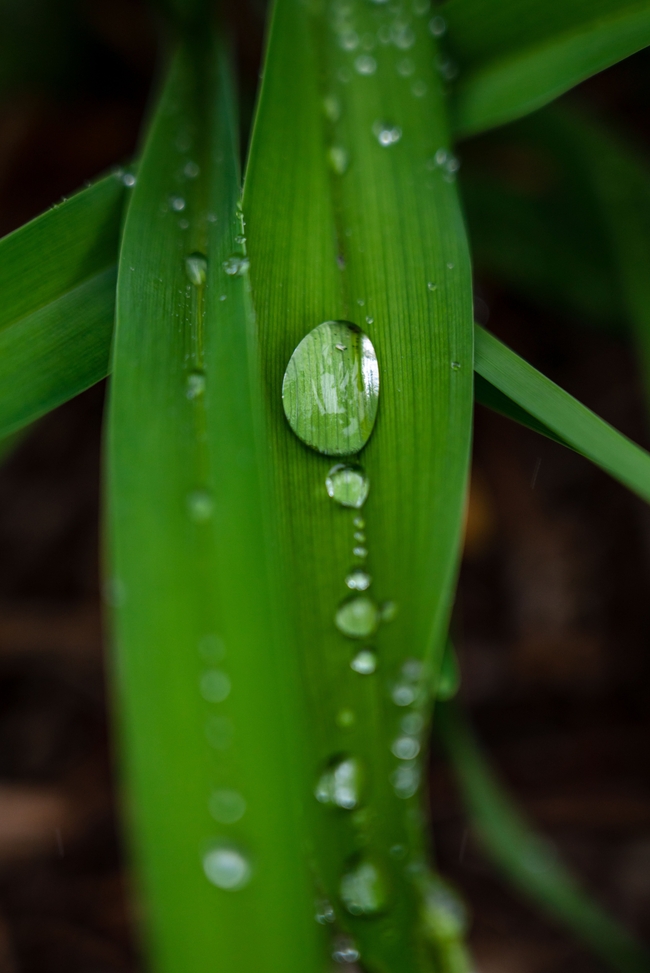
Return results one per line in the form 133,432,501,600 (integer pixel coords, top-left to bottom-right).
438,702,650,973
244,0,473,967
441,0,650,136
0,173,124,437
107,35,320,973
475,324,650,504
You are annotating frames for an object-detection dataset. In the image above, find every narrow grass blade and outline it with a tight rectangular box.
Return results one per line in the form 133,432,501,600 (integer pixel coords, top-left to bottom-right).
437,702,650,973
244,0,473,967
474,373,567,446
107,34,320,973
441,0,650,136
0,174,124,435
475,324,650,504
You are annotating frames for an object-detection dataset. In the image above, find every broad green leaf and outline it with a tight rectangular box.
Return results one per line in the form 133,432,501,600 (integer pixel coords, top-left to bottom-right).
107,37,319,973
0,174,124,436
442,0,650,136
244,0,473,968
437,703,650,973
475,324,650,504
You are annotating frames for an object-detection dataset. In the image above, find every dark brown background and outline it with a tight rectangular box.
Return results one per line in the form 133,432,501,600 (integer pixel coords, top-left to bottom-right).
0,2,648,970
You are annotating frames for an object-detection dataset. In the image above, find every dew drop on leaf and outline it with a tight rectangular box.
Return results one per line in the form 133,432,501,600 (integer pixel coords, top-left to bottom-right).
282,321,379,456
340,859,387,916
209,789,246,824
185,252,207,286
345,569,371,591
315,757,361,809
336,596,380,638
203,844,251,890
350,649,377,674
186,369,206,399
326,464,369,508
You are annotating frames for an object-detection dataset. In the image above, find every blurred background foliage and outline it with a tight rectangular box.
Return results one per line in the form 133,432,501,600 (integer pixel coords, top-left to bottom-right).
0,1,649,971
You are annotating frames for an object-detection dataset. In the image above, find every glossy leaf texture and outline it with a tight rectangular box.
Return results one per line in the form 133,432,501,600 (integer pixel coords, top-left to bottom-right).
107,35,319,973
244,0,473,968
440,0,650,135
437,703,650,973
475,324,650,504
0,174,124,437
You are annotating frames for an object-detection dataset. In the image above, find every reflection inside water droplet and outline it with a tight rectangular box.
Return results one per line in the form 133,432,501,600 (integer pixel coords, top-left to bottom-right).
203,844,251,890
336,596,380,638
185,252,207,286
326,465,370,508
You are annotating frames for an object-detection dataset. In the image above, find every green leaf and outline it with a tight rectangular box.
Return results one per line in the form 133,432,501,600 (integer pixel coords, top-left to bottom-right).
474,324,650,504
0,174,124,436
244,0,473,967
443,0,650,136
107,36,321,973
437,702,650,973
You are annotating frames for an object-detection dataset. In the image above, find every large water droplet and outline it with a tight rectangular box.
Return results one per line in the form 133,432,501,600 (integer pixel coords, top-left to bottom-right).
185,252,207,286
315,757,361,809
282,321,379,456
203,843,251,890
209,788,246,823
350,649,377,674
340,859,387,916
345,569,371,591
326,464,370,508
336,596,380,638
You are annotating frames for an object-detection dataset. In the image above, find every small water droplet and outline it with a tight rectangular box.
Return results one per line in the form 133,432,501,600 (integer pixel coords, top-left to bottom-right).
381,600,397,621
205,715,233,749
350,649,377,674
203,844,251,890
332,937,361,964
326,465,370,508
412,80,427,97
315,899,336,924
185,252,207,286
429,14,446,35
315,757,361,809
178,218,190,230
336,596,380,638
234,234,246,245
223,255,250,276
345,569,371,591
340,29,359,50
365,315,374,324
397,57,415,77
446,262,454,270
353,546,368,559
340,859,387,916
328,146,349,175
353,531,366,543
184,160,200,178
413,0,430,13
392,736,421,760
390,762,420,798
187,489,213,522
401,712,424,735
357,298,365,306
209,788,246,823
199,634,225,661
373,122,402,146
207,212,217,223
336,708,356,728
392,684,416,706
389,843,407,859
392,25,415,49
283,322,379,456
451,361,461,370
353,516,365,528
324,95,341,122
122,172,137,187
186,369,206,399
355,54,377,75
200,669,231,703
170,195,186,211
427,281,438,291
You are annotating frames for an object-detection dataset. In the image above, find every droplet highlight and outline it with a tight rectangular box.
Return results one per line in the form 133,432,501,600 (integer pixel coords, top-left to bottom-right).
282,321,379,456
